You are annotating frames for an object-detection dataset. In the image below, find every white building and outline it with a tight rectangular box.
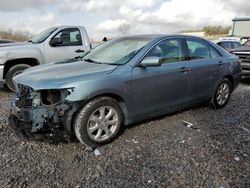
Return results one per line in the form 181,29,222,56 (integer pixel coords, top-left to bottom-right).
231,17,250,37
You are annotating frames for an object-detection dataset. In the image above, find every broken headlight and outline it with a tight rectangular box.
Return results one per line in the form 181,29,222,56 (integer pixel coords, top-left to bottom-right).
41,90,61,106
40,88,74,107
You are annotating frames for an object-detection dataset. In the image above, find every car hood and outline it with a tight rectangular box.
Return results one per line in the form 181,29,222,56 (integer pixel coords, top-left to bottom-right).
14,59,118,90
232,45,250,53
0,42,29,48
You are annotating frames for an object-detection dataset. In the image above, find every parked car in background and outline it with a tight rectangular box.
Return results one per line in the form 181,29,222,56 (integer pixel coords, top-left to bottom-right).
9,35,241,148
216,37,241,52
231,39,250,76
0,26,91,91
0,39,15,44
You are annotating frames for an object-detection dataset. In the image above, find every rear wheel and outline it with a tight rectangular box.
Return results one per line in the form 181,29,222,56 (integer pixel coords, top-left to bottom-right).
74,97,123,148
6,64,31,92
211,78,232,109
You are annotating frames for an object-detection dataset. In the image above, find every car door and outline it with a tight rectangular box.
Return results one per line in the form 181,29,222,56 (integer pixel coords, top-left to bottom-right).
184,37,223,103
44,28,85,63
131,38,189,118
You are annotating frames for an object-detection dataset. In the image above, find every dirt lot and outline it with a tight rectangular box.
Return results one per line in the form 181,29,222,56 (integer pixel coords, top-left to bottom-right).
0,81,250,188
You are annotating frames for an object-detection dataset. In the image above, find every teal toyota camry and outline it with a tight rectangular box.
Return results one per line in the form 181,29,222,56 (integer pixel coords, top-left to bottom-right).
9,34,241,148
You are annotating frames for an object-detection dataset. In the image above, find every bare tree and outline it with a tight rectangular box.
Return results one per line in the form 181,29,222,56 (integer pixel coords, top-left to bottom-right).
118,22,130,35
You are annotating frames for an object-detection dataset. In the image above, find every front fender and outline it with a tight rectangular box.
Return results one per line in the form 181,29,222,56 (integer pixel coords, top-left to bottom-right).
65,76,130,103
0,46,44,65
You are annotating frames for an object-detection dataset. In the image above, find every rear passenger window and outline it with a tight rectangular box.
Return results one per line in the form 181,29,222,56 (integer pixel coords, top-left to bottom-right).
186,39,210,60
209,46,222,58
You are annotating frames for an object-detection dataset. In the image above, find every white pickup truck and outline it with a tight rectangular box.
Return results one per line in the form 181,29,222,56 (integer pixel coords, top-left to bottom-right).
0,26,91,91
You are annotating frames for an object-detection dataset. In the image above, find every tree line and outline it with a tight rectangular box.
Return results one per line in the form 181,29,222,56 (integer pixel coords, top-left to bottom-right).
203,26,231,35
181,25,231,35
0,29,32,42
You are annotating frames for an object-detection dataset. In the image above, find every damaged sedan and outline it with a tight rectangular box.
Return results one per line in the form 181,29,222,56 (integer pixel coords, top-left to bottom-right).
9,35,241,148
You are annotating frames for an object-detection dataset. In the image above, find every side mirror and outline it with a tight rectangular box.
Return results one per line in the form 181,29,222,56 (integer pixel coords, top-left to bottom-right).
140,57,161,67
49,38,63,47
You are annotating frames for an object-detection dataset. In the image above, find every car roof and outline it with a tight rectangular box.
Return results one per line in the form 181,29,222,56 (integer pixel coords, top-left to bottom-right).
117,34,208,40
52,25,86,29
216,40,241,45
218,40,240,42
216,37,241,43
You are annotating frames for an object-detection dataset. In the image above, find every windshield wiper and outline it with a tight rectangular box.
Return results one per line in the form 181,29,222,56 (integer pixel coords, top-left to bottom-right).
83,58,119,65
83,58,102,64
27,40,33,43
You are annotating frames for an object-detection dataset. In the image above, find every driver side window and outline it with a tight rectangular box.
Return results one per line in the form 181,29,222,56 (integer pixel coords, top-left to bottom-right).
52,28,82,46
145,39,184,64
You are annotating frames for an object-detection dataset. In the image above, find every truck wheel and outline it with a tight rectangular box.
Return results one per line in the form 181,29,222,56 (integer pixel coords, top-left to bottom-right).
211,78,232,109
6,64,31,92
74,97,124,148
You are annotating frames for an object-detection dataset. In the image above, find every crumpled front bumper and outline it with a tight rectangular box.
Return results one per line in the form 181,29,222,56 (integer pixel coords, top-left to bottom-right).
9,98,51,139
8,114,32,139
9,94,81,139
10,99,31,122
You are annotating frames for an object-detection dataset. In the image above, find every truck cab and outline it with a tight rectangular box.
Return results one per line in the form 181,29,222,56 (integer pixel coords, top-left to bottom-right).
0,26,91,91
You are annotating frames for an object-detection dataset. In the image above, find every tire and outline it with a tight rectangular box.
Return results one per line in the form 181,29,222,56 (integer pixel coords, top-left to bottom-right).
74,97,124,148
211,78,232,109
6,64,31,92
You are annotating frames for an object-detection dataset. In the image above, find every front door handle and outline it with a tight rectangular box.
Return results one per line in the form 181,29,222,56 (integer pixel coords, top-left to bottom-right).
75,49,85,53
179,67,189,73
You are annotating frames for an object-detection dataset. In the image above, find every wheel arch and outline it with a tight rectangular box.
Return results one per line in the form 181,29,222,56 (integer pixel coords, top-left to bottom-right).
92,93,128,117
83,93,129,124
67,93,129,134
209,74,235,107
3,58,40,79
223,75,234,92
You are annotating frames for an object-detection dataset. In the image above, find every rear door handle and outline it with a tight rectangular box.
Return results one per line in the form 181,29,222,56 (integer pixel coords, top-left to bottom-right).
179,67,189,73
219,61,223,67
75,49,85,53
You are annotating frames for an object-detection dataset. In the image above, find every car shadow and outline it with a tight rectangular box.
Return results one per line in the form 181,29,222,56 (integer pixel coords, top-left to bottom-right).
0,85,10,92
125,103,207,130
18,132,79,145
241,77,250,85
13,103,207,147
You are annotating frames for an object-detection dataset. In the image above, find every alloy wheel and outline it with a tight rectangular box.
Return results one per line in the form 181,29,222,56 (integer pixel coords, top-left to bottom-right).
216,82,230,105
87,106,119,142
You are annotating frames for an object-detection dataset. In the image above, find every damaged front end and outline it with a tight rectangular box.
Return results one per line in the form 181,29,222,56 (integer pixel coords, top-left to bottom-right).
9,84,80,139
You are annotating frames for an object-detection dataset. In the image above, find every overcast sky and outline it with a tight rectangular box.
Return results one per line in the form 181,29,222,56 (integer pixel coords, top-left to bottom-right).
0,0,249,40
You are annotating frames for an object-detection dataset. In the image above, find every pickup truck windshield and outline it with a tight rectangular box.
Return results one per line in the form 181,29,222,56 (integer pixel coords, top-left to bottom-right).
31,27,57,43
83,37,150,65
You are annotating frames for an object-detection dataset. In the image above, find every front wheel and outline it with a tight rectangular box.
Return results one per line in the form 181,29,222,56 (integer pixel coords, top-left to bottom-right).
211,78,232,109
6,64,31,92
74,97,124,148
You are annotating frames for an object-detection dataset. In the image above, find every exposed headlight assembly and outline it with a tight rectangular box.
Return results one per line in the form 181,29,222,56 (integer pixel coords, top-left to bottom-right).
40,88,75,107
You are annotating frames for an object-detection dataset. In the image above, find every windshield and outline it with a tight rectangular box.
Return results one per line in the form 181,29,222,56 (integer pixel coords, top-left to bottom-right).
31,27,57,43
83,37,151,65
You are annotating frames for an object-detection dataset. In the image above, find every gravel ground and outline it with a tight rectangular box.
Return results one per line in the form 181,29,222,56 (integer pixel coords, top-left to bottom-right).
0,81,249,188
